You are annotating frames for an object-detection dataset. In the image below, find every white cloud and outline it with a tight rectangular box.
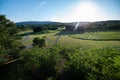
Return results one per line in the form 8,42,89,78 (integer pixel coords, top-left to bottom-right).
35,1,47,11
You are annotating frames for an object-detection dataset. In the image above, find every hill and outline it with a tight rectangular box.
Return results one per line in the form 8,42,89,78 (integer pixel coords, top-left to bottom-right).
16,21,61,25
16,20,120,32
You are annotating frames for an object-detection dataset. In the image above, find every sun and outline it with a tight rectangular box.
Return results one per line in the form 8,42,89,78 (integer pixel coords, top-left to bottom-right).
73,2,101,22
51,1,104,22
63,1,104,22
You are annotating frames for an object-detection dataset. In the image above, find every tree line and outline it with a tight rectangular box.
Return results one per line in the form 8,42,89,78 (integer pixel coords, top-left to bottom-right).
17,20,120,33
17,24,65,33
66,21,120,32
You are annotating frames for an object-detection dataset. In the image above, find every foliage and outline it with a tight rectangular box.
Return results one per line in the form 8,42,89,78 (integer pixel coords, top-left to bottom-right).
32,37,47,48
0,15,24,64
17,23,65,33
3,47,61,80
33,25,58,33
64,47,120,80
1,46,120,80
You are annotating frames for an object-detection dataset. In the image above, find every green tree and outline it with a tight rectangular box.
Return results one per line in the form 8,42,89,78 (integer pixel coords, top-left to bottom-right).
0,15,24,64
32,37,47,48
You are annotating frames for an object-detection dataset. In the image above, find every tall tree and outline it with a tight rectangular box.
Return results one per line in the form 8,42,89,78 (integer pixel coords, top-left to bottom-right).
0,15,24,64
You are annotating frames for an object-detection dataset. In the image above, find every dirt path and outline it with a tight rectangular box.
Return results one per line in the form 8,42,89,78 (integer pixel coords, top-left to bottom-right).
22,35,30,41
53,35,62,45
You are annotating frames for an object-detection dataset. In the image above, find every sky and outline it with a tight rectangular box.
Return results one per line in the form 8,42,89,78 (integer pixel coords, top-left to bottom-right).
0,0,120,22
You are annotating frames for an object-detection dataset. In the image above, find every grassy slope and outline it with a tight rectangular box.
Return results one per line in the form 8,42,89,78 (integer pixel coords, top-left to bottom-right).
20,30,120,50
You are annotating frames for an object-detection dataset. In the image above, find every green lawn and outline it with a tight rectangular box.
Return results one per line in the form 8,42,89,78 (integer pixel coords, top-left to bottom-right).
20,30,120,50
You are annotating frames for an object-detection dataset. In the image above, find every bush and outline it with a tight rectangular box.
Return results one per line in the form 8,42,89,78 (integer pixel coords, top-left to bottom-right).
32,37,47,48
1,46,120,80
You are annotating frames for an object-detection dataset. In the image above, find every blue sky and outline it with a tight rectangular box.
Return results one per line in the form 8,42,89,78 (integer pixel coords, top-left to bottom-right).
0,0,120,22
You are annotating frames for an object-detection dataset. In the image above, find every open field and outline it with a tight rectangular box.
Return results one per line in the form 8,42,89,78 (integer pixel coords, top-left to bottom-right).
69,31,120,41
20,30,120,51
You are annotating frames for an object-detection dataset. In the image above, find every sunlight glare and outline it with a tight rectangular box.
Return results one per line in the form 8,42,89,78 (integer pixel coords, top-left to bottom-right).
72,2,102,22
51,1,105,22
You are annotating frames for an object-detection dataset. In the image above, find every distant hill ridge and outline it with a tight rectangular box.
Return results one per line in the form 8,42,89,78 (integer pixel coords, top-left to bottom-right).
16,21,61,25
16,20,120,26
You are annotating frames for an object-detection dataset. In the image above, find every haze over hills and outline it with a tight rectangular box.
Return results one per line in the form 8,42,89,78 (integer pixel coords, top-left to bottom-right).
16,20,120,26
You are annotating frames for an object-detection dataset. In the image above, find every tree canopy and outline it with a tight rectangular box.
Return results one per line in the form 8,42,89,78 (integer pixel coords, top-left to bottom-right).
32,37,47,48
0,15,24,64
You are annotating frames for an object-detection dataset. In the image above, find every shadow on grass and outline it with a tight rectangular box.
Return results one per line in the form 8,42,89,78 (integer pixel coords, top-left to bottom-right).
19,32,34,36
55,30,84,36
55,30,120,36
55,30,120,41
69,35,120,41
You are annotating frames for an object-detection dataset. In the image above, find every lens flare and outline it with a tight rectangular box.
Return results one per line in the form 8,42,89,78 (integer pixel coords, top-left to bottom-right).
74,22,80,31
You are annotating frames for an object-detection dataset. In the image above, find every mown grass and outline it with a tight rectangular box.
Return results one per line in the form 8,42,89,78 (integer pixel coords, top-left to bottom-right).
20,30,120,50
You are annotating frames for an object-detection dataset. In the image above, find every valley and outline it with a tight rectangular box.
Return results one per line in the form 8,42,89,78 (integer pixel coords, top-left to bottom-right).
20,30,120,50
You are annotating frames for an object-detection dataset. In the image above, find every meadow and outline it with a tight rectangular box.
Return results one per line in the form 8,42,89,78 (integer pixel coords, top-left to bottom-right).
69,31,120,40
21,30,120,50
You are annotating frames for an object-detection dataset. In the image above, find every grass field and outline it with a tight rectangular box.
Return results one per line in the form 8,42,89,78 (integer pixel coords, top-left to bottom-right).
20,30,120,50
69,31,120,40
